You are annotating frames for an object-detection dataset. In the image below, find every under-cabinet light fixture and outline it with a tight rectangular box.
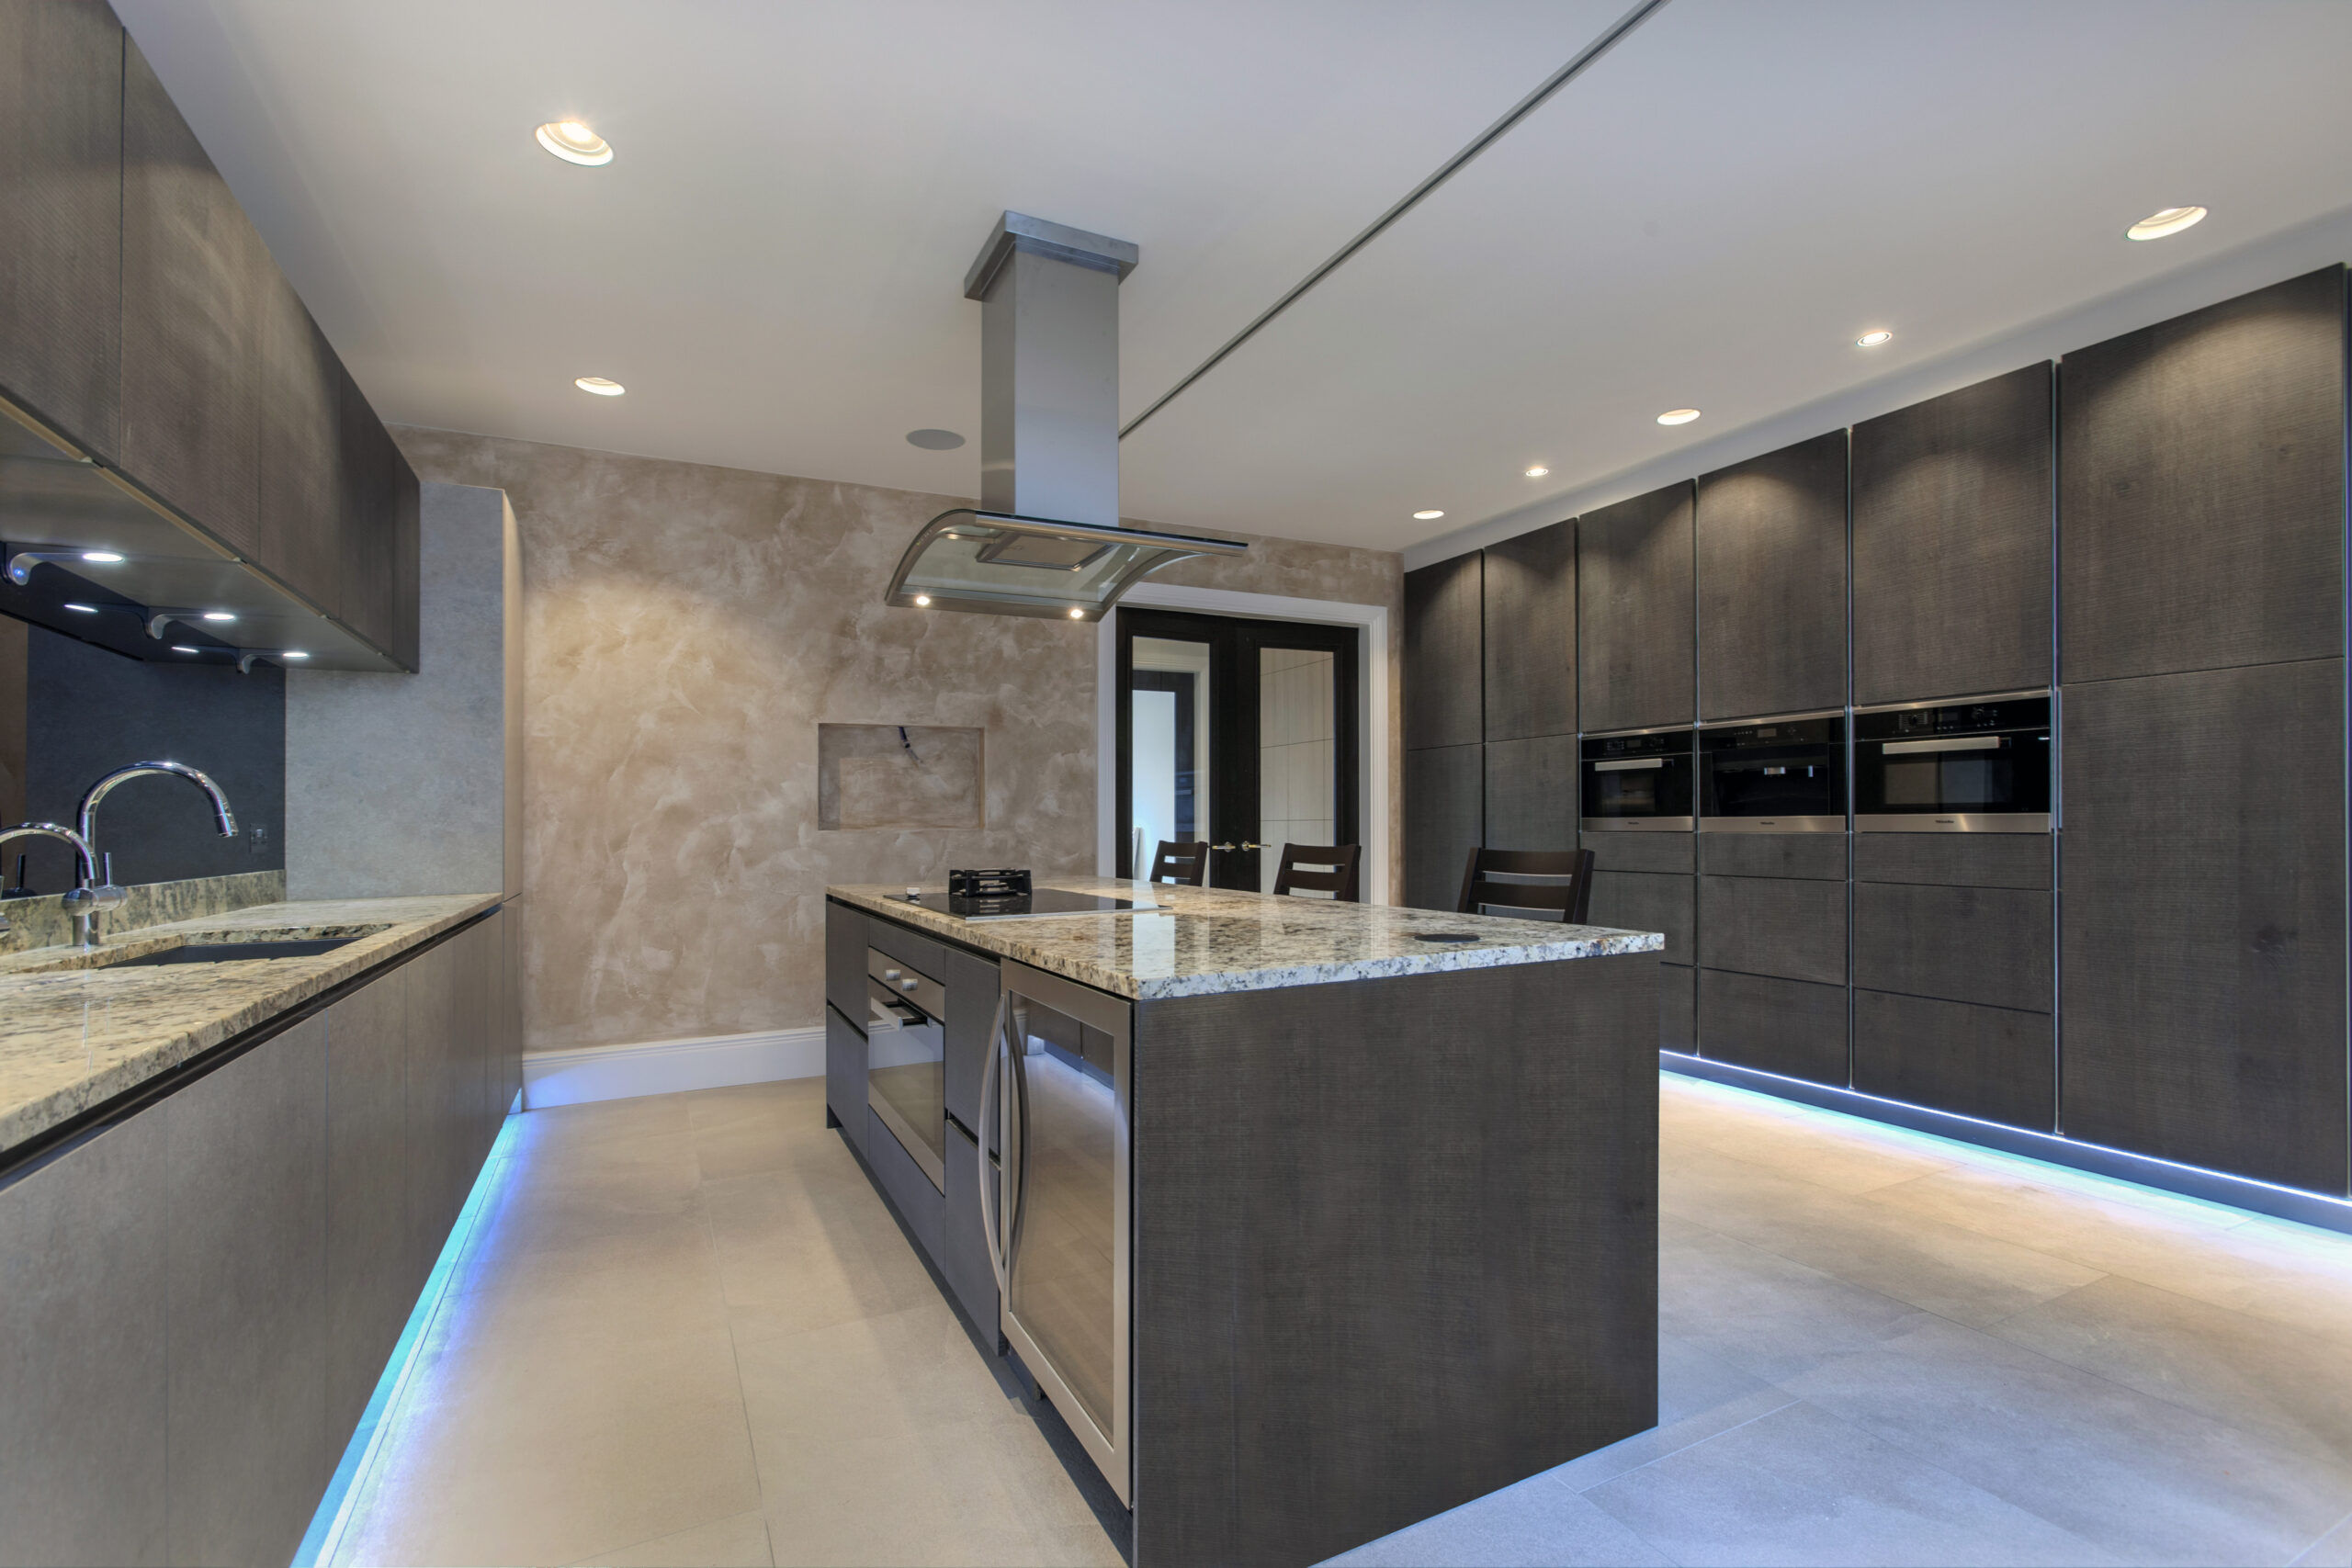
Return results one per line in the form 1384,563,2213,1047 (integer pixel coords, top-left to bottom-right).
170,645,200,655
2127,206,2206,241
202,611,235,622
1412,509,1445,520
536,120,613,166
1657,408,1702,425
575,377,625,396
281,650,311,660
63,602,97,614
7,548,125,585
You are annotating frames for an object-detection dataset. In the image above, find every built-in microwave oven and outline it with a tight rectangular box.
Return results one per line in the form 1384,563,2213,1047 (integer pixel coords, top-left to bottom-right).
1580,727,1695,831
1854,692,2052,832
1699,712,1846,831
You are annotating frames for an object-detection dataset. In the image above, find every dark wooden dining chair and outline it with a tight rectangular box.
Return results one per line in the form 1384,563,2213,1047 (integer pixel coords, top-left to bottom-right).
1271,842,1362,902
1456,847,1596,923
1147,840,1210,886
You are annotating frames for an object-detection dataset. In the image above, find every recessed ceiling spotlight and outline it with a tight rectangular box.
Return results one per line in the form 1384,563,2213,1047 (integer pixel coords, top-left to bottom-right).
202,611,235,622
63,602,97,614
1856,330,1894,348
82,550,123,563
170,645,200,654
1412,509,1446,520
1657,409,1702,426
1524,466,1550,479
1068,607,1085,619
906,429,966,450
575,376,625,396
536,120,613,166
281,650,310,660
2127,206,2206,242
912,594,932,607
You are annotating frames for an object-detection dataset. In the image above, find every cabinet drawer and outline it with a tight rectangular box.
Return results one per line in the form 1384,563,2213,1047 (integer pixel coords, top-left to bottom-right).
866,910,949,983
1854,989,2053,1132
1585,830,1693,874
825,1005,865,1156
1699,831,1846,881
1589,871,1692,965
825,901,867,1024
1853,833,2052,889
866,1107,943,1259
1853,883,2052,1012
940,1119,1001,1347
1698,969,1848,1087
1698,875,1847,985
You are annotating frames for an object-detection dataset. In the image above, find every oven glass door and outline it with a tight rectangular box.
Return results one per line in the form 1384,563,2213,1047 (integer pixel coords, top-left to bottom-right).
866,983,945,1189
1580,731,1695,829
1700,716,1846,829
1854,696,2052,829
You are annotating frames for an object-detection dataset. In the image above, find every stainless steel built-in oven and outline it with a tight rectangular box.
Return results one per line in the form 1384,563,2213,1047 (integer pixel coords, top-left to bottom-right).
983,960,1132,1506
1580,728,1696,831
1854,693,2052,832
1699,713,1846,831
866,948,946,1189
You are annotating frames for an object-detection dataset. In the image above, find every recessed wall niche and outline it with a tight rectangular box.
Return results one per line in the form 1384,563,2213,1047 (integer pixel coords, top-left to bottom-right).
818,724,985,831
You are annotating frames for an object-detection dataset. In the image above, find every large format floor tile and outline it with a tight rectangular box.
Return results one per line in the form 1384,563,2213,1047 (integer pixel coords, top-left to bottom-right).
332,1070,2352,1568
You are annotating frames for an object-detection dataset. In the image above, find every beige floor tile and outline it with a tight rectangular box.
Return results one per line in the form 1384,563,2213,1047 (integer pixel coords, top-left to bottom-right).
1662,1077,1960,1193
707,1168,943,1345
573,1508,775,1567
2294,1508,2352,1568
1657,1215,1943,1384
450,1213,732,1346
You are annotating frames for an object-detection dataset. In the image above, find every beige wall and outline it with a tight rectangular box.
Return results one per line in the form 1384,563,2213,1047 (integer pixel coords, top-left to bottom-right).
389,427,1400,1054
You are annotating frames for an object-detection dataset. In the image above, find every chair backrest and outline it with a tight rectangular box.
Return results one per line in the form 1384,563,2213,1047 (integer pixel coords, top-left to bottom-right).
1456,846,1596,923
1271,842,1362,903
1148,840,1209,886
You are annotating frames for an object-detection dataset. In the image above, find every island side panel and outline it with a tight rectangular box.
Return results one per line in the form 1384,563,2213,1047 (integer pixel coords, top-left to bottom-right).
1131,953,1660,1568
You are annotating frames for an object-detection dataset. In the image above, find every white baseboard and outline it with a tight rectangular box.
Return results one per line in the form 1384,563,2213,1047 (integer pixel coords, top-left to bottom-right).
521,1026,826,1110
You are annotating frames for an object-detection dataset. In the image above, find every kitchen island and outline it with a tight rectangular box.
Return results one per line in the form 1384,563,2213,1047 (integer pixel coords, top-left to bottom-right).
826,879,1664,1568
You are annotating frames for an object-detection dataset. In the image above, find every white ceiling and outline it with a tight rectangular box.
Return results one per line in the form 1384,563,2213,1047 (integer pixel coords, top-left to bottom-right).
117,0,2352,556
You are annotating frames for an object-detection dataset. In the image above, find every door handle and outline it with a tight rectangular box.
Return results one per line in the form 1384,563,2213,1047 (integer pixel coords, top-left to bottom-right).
1211,841,1265,852
1592,758,1664,773
979,991,1011,1292
1883,736,2007,755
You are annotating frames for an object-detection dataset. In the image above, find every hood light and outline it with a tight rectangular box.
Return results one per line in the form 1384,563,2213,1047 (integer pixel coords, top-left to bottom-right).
63,602,97,614
1657,408,1702,426
82,550,124,563
1856,330,1894,347
282,650,311,660
575,377,625,396
1412,509,1445,521
202,611,235,622
537,120,613,166
2127,206,2206,241
170,645,200,654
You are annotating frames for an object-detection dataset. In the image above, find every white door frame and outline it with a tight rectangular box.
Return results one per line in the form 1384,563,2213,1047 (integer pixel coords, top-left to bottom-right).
1095,582,1392,903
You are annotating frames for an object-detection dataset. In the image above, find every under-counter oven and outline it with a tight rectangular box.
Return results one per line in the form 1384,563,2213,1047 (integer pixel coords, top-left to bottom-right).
1580,727,1696,831
1854,693,2051,832
866,948,947,1189
984,960,1132,1506
1699,712,1846,831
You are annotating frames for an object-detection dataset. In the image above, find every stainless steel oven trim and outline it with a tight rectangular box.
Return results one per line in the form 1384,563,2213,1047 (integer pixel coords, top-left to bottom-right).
997,959,1132,1507
1882,735,2008,755
1581,816,1695,832
866,947,946,1021
1583,723,1697,739
864,974,947,1192
1852,688,2053,716
1698,814,1846,833
1856,812,2053,834
1695,708,1846,729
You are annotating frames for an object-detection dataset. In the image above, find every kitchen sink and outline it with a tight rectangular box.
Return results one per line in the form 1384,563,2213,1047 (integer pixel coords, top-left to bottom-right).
108,937,362,966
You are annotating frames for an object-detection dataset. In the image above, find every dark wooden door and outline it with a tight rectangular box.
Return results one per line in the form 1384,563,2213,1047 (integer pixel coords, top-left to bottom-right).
2061,659,2348,1194
1577,481,1694,733
0,0,123,459
1404,552,1480,750
1696,434,1848,721
2060,266,2344,684
1852,363,2052,705
1482,520,1573,742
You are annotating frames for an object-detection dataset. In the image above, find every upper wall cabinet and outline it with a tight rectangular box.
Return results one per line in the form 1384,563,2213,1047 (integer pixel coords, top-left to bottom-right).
337,363,421,669
1578,481,1694,733
1481,520,1574,742
2060,266,2346,683
0,0,124,460
1404,552,1481,750
1852,364,2052,705
1696,433,1848,721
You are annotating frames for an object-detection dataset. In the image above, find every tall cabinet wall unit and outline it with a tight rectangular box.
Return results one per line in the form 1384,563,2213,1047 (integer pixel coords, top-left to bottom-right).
2058,266,2348,1197
1482,520,1577,852
1849,365,2058,1130
1403,551,1484,908
1577,482,1699,1049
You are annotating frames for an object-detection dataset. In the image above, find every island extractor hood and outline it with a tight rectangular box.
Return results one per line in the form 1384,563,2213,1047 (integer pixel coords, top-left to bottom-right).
885,212,1242,620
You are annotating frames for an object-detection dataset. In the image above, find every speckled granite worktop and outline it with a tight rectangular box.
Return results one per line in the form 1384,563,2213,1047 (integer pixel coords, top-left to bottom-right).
829,878,1663,1000
0,894,501,1156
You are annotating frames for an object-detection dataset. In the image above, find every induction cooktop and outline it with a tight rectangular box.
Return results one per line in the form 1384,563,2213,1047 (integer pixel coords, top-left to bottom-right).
892,888,1167,921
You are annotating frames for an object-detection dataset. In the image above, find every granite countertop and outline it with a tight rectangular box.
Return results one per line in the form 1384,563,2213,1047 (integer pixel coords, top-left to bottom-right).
829,877,1663,1000
0,894,501,1156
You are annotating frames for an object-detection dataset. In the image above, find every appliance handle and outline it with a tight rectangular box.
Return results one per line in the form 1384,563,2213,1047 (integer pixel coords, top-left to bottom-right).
979,990,1010,1292
1883,736,2008,755
1591,758,1665,773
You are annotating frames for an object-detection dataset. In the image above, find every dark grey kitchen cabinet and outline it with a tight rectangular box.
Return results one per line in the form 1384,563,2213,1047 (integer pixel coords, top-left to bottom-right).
339,362,423,670
1853,990,2053,1131
402,938,463,1266
1589,869,1693,965
1852,363,2052,705
325,963,417,1447
2062,658,2348,1194
1698,831,1845,882
1405,553,1481,750
1586,829,1693,875
825,1004,867,1155
1660,964,1696,1055
1405,742,1482,909
119,35,266,564
825,898,867,1021
0,0,124,459
940,1119,1001,1346
164,1015,332,1568
1696,433,1848,721
1698,968,1849,1086
1853,881,2052,1013
865,1106,944,1258
256,275,345,618
1577,482,1695,733
0,1109,168,1568
939,943,1000,1137
1484,733,1577,852
1482,520,1574,742
2060,267,2345,684
1697,874,1846,987
1854,832,2052,891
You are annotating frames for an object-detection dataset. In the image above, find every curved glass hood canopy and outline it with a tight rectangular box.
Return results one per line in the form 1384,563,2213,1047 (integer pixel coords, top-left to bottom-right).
887,509,1245,621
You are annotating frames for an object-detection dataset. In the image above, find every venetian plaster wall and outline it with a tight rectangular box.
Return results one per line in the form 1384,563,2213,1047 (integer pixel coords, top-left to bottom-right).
390,425,1402,1055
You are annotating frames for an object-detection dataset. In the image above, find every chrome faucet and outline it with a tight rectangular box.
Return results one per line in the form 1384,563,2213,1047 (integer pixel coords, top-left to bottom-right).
0,823,102,941
73,761,238,948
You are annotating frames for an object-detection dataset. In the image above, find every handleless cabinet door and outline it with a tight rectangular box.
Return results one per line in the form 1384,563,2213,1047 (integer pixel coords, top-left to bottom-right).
1405,742,1482,910
325,966,415,1450
121,37,264,557
1698,875,1847,986
0,0,123,458
941,1118,1001,1346
1482,520,1574,742
1854,990,2053,1131
1405,553,1481,750
1852,363,2052,705
2062,660,2348,1195
826,1004,867,1153
1578,482,1695,733
1698,969,1848,1086
1589,869,1694,965
825,899,867,1022
1853,881,2052,1013
1484,733,1577,852
2061,267,2344,683
255,277,344,618
940,944,1000,1135
339,365,422,670
1697,433,1848,721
